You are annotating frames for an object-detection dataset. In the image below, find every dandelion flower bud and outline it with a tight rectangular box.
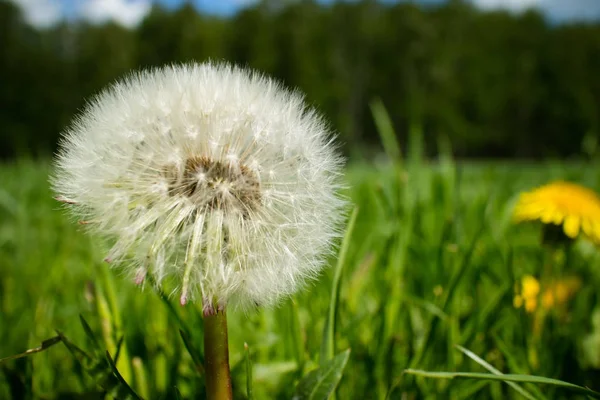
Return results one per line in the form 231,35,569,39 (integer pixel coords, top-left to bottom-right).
53,62,345,311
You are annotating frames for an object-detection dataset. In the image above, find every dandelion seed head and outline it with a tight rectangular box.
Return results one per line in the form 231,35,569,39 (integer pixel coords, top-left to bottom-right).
52,62,346,311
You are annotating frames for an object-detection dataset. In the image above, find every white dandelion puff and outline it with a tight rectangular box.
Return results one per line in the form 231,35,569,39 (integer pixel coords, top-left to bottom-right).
52,62,346,312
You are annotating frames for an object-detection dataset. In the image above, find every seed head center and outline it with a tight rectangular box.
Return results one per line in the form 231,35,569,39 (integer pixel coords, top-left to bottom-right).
166,156,261,213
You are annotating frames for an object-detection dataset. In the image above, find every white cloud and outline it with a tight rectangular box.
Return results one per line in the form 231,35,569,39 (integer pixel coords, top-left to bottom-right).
12,0,63,28
79,0,152,28
469,0,600,21
542,0,600,22
472,0,539,11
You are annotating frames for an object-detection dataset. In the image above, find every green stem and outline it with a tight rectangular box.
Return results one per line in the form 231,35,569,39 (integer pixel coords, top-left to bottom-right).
204,310,233,400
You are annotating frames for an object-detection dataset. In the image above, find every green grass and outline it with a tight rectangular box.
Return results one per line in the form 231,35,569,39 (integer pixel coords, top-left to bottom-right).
2,151,600,399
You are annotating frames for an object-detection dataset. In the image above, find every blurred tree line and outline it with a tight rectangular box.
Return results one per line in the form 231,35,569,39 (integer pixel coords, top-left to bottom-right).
1,0,599,160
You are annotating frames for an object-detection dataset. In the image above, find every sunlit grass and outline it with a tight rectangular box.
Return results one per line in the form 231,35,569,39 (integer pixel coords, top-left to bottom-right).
1,153,600,398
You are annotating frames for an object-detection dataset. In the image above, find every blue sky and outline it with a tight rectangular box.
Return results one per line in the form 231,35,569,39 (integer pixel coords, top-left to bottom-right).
11,0,600,29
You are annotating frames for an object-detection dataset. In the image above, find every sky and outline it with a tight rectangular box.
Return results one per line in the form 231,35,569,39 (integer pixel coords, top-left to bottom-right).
10,0,600,29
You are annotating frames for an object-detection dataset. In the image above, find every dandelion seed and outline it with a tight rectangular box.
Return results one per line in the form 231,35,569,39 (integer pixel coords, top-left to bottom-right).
52,62,346,312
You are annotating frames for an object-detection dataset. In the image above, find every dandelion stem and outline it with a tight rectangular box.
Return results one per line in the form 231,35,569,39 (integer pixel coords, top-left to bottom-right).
204,309,233,400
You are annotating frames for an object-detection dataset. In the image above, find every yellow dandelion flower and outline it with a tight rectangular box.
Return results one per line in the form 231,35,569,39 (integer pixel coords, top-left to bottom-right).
522,275,540,299
554,281,572,304
514,181,600,243
525,298,538,313
541,290,555,309
545,276,582,307
514,275,541,313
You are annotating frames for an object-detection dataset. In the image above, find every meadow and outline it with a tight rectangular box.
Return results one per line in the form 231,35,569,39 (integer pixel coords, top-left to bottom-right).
2,122,600,399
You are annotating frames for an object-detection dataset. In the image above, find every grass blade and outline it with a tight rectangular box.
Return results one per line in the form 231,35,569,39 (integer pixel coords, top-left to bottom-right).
455,345,537,400
493,336,548,400
132,357,150,399
0,336,62,363
320,207,358,364
293,349,351,400
179,329,204,375
149,275,198,337
289,299,305,374
173,387,183,400
245,342,253,400
404,369,600,398
57,329,140,399
96,267,133,384
114,335,125,364
105,350,143,400
55,330,93,367
79,315,102,354
370,99,402,165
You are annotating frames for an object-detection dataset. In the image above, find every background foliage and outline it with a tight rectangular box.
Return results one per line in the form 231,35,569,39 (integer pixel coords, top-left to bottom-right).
1,0,600,159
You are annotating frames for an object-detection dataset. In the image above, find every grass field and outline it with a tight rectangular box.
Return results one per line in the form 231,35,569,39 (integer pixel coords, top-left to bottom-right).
2,137,600,398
